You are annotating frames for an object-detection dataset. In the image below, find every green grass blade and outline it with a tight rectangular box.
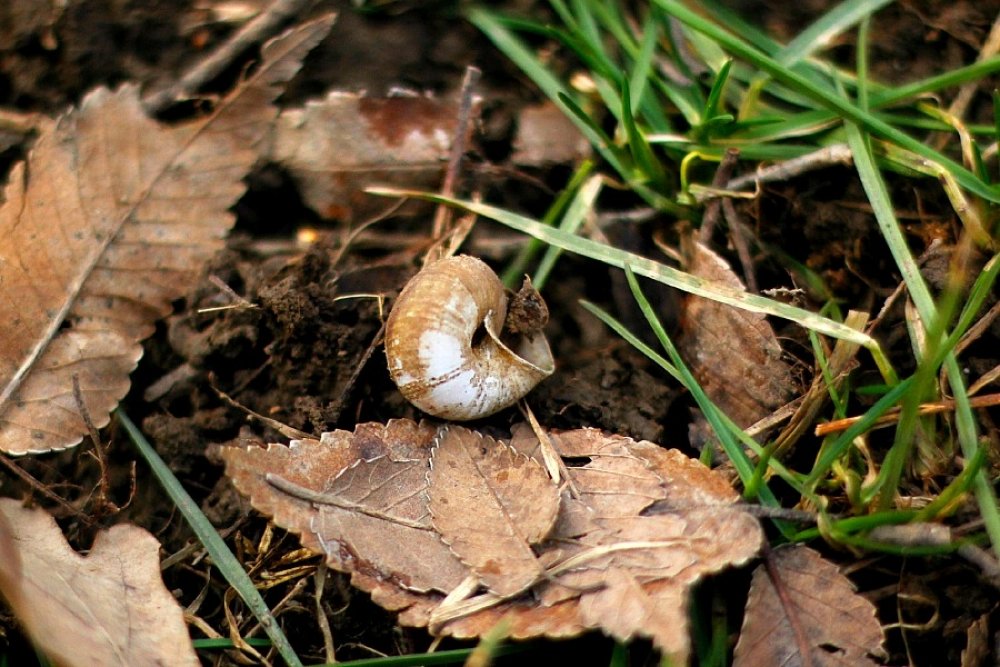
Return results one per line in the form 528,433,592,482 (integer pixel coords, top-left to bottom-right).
777,0,893,67
368,188,884,353
846,124,1000,559
502,161,595,288
654,0,1000,202
117,410,303,667
315,645,524,667
620,79,669,188
700,59,733,127
533,174,603,289
627,13,660,118
192,638,273,650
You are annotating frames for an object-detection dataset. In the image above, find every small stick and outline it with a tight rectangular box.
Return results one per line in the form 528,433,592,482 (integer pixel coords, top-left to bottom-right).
721,143,853,194
427,66,481,262
143,0,322,113
0,453,89,523
313,565,337,663
73,374,118,514
721,197,759,293
698,148,740,243
815,392,1000,436
517,400,581,499
212,384,312,440
328,320,386,424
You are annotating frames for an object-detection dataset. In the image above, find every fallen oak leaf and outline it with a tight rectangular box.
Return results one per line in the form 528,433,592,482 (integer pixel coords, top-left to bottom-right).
428,427,560,597
0,498,198,667
0,15,334,455
733,544,886,667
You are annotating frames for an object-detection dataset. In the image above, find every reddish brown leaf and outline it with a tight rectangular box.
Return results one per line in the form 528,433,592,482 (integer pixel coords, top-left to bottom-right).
733,545,886,667
0,498,198,666
429,428,560,597
270,92,462,221
0,16,333,455
677,239,795,429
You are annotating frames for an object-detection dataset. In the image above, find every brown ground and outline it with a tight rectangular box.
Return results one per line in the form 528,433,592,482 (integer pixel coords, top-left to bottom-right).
1,0,998,665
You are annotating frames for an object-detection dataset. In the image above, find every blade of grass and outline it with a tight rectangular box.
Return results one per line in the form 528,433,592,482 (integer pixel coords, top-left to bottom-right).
740,0,893,116
367,187,894,376
620,78,669,189
578,293,809,513
655,0,1000,202
502,160,595,288
117,409,303,667
469,7,698,190
778,0,894,67
846,124,1000,559
316,645,525,667
578,299,776,500
533,174,603,289
806,377,915,487
192,638,273,650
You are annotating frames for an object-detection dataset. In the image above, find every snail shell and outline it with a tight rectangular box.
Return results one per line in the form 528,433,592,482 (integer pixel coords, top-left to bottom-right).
385,255,554,420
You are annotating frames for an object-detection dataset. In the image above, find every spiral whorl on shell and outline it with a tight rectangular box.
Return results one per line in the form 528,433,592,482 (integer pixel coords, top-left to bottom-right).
384,255,554,420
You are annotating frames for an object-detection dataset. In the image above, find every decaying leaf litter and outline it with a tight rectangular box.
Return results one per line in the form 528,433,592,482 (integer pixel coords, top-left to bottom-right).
0,1,999,666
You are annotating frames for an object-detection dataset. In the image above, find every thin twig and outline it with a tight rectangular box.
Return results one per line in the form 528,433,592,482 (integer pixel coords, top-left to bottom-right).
0,453,90,523
314,565,336,663
698,148,740,243
722,144,853,194
427,66,481,261
143,0,323,113
721,197,759,293
329,320,386,424
213,385,312,440
815,392,1000,436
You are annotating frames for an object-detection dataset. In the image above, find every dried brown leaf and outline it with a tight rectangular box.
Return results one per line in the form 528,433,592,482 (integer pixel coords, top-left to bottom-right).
223,419,469,594
511,102,590,167
733,545,886,667
270,92,461,221
429,428,560,597
225,420,764,660
0,498,198,666
508,426,762,659
678,239,795,429
0,16,333,455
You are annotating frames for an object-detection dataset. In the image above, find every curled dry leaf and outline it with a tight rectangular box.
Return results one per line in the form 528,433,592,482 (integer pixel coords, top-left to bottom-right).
733,544,887,667
0,498,198,667
428,428,560,597
223,420,764,661
678,239,795,430
0,15,334,455
269,92,463,221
